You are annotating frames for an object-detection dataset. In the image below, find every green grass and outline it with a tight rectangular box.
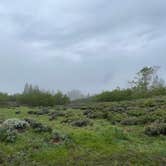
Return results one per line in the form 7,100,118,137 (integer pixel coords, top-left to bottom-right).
0,103,166,166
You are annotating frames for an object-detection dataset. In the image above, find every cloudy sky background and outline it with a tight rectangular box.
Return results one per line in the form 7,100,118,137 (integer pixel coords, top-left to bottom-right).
0,0,166,94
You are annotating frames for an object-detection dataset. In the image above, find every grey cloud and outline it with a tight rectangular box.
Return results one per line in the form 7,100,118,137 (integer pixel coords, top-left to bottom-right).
0,0,166,93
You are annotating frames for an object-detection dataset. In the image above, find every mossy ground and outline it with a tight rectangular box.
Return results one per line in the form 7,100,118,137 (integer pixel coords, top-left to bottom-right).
0,97,166,166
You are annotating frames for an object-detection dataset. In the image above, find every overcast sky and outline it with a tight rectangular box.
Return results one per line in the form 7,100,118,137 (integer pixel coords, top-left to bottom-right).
0,0,166,94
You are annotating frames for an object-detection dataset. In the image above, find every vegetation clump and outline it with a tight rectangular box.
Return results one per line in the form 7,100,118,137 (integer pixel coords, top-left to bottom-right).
50,130,71,144
24,118,52,133
36,108,50,115
2,118,30,130
71,119,92,127
120,117,141,125
145,122,166,136
49,111,66,121
0,128,17,143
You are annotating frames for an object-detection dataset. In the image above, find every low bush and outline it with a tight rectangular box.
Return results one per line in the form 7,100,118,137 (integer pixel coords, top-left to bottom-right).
2,118,30,130
144,99,156,107
71,119,92,127
84,110,107,119
50,130,71,144
121,117,141,125
120,115,159,126
107,113,127,124
0,127,17,143
145,122,166,136
24,118,52,133
49,111,66,121
36,108,50,115
127,110,146,117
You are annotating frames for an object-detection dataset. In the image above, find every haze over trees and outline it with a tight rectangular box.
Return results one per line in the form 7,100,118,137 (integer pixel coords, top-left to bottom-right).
0,66,166,106
67,90,85,100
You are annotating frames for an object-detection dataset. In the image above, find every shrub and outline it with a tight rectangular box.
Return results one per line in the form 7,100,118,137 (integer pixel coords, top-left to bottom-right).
71,119,92,127
36,108,50,115
84,110,107,119
144,99,156,107
107,113,127,124
2,119,30,130
83,109,92,116
127,110,146,117
24,118,52,133
50,130,71,144
139,115,157,124
145,122,166,136
121,117,141,125
34,124,52,133
0,127,17,143
49,111,66,121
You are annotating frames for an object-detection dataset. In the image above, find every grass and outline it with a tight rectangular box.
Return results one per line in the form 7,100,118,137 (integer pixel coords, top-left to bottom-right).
0,97,166,166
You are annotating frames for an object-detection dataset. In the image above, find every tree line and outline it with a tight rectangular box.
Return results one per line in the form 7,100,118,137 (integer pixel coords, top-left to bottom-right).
0,84,70,107
0,66,166,106
94,66,166,102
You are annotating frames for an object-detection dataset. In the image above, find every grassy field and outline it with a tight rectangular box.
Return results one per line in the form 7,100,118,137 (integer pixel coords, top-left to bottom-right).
0,97,166,165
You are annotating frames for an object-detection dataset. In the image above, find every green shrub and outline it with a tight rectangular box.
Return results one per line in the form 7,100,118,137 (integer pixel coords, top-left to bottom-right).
107,113,127,124
50,130,71,144
121,117,141,125
24,118,52,133
2,118,30,130
36,108,50,115
49,111,66,121
127,110,146,117
71,119,92,127
85,110,107,119
145,122,166,136
0,127,17,143
34,124,52,133
144,99,156,107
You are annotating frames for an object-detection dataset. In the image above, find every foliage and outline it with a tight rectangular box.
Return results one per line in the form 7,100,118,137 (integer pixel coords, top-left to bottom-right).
71,119,92,127
145,122,166,136
93,66,166,102
0,128,17,143
24,118,52,133
2,118,30,130
120,117,142,125
50,130,71,144
16,89,70,107
0,84,70,107
0,104,165,165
